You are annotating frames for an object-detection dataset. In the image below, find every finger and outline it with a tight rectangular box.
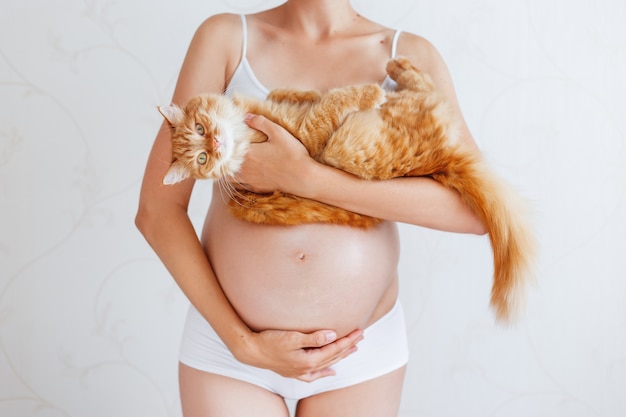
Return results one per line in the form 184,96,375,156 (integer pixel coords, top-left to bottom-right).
297,338,362,379
314,342,360,370
319,329,364,352
244,113,273,137
298,329,363,356
334,344,359,362
300,330,364,370
244,113,286,141
300,330,339,348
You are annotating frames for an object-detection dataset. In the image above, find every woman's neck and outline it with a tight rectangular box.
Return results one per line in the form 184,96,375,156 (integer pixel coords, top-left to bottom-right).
276,0,362,39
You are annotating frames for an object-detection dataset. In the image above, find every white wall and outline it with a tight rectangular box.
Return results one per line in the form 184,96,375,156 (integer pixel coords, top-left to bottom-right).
1,1,624,416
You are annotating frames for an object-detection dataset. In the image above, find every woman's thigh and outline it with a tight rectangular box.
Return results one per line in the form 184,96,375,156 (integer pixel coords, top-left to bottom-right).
295,366,406,417
179,362,290,417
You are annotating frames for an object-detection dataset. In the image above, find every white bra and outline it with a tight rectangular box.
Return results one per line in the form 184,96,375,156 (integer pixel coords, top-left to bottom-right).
225,14,401,100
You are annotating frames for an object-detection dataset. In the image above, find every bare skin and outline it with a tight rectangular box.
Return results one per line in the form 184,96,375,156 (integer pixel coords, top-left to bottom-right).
136,1,485,416
203,194,401,337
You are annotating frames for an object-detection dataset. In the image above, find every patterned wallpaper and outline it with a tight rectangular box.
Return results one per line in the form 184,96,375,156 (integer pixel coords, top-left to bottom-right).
1,1,625,416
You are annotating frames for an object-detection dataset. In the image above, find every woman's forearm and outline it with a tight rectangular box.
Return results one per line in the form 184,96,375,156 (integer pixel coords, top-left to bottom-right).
242,114,486,235
301,161,487,235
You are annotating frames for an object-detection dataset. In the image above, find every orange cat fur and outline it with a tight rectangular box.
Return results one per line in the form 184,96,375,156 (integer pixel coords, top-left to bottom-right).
158,58,534,321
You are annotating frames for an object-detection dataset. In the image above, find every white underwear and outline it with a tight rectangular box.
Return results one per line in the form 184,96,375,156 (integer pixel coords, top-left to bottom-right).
179,300,409,401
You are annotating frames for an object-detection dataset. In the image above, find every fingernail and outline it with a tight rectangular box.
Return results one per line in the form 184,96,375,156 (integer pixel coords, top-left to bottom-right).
244,113,255,123
325,331,337,343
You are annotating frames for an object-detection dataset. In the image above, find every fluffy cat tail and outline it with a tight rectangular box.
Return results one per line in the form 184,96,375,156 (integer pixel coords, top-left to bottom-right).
432,153,535,323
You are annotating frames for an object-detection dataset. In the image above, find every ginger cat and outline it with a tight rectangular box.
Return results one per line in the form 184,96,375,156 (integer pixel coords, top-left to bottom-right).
158,58,534,322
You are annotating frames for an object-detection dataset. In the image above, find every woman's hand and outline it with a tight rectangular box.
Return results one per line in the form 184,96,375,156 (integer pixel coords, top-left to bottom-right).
236,114,316,195
234,328,364,382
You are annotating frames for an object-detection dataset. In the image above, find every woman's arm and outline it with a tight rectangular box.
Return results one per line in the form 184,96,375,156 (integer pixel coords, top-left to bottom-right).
239,34,487,235
135,14,362,381
242,115,486,234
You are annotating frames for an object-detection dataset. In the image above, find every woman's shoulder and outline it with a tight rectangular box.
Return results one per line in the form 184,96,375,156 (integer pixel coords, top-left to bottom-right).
184,13,243,59
175,14,244,97
194,13,242,38
395,31,448,75
397,31,438,57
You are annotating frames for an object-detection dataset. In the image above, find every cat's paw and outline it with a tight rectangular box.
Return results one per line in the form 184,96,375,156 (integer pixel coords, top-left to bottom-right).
386,57,418,80
386,57,435,93
358,84,386,108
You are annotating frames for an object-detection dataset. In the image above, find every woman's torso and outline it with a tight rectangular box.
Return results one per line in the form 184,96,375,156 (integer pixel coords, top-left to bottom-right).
202,12,403,338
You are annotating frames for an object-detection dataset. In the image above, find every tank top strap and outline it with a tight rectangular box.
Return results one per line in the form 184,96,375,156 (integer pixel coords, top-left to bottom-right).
226,14,269,99
390,29,402,58
239,14,248,59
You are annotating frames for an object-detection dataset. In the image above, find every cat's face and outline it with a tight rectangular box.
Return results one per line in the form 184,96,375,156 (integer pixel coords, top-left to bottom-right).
159,95,240,185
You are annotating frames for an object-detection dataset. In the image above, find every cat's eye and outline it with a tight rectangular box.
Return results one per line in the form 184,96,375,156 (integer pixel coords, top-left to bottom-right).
195,123,205,136
197,152,208,165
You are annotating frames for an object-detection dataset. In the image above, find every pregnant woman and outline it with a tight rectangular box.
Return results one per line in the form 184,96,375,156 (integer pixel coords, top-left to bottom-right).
135,1,485,416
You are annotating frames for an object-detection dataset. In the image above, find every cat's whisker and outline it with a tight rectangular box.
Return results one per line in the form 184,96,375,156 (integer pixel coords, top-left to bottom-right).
222,187,253,210
215,179,234,206
216,175,255,209
216,178,236,206
225,178,255,203
227,172,258,197
223,168,261,196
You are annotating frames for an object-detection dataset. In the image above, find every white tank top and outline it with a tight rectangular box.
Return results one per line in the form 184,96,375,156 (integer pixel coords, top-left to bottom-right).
225,14,401,100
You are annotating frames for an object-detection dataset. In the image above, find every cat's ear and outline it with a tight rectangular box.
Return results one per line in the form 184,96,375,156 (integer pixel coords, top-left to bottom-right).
163,162,189,185
158,105,184,126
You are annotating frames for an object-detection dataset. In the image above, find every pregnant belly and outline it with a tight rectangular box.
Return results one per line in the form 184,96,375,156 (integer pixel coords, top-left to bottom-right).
201,196,401,337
